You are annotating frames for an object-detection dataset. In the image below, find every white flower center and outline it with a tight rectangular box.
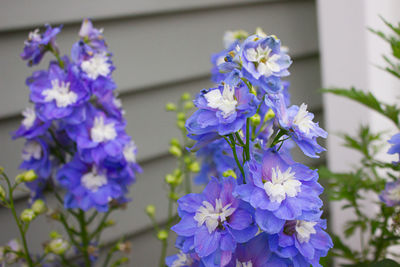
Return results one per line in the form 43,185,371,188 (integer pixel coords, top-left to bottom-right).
216,55,226,66
123,141,137,163
22,141,42,161
293,103,313,134
236,260,253,267
90,116,117,143
194,198,236,233
81,52,111,80
21,107,36,129
81,168,107,192
42,79,78,108
388,185,400,202
246,45,281,77
263,166,301,204
28,29,41,42
172,251,193,267
204,84,238,118
296,220,317,243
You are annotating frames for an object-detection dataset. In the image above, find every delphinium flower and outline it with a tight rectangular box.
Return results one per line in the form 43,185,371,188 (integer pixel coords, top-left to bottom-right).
166,251,202,267
380,180,400,207
387,133,400,163
14,18,141,212
169,28,331,266
171,177,258,266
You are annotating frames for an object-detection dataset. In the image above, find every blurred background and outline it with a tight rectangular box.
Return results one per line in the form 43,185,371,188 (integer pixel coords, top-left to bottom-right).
0,0,399,266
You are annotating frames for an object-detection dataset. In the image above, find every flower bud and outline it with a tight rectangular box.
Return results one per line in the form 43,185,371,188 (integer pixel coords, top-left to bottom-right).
17,170,38,183
184,101,194,110
169,145,182,157
165,102,177,111
169,192,180,201
0,167,4,174
177,112,186,121
145,205,156,217
48,238,70,255
264,109,275,121
176,120,185,130
189,162,200,173
105,219,115,226
250,113,261,126
20,209,36,223
117,241,132,253
157,230,168,240
170,138,180,148
49,231,61,239
223,170,237,179
165,174,176,184
0,185,6,200
181,93,191,101
32,199,47,215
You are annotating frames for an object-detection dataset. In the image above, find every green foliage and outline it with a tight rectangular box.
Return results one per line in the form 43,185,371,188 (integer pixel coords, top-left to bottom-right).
321,17,400,266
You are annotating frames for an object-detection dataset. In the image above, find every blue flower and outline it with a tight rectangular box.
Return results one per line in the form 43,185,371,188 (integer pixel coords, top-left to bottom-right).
235,149,323,234
380,180,400,207
388,133,400,163
21,24,62,66
186,83,259,147
166,251,202,267
240,35,292,93
171,177,258,266
13,107,50,140
269,217,333,267
28,61,90,123
57,156,129,211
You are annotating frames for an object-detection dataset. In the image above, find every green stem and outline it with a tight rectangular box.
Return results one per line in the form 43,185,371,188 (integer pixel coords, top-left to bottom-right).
78,210,91,267
2,173,34,266
270,129,287,148
90,209,112,242
245,118,250,161
102,247,117,267
228,135,245,182
159,186,175,267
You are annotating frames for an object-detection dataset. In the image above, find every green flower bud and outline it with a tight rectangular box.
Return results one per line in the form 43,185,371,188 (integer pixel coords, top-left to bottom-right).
17,170,38,183
32,199,47,215
0,167,4,174
169,145,182,157
145,205,156,217
184,101,195,110
177,112,186,121
181,92,191,101
189,162,200,173
20,209,36,223
177,120,185,130
250,113,261,126
169,192,180,201
184,156,192,165
170,138,180,147
264,109,275,121
165,102,177,111
50,231,61,239
0,185,6,200
157,230,168,240
173,169,182,177
165,174,175,184
48,238,70,255
117,241,132,253
105,219,115,226
222,170,237,179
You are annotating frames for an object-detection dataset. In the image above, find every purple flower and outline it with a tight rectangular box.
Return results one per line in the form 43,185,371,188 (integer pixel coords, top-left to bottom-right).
13,107,50,139
269,218,333,267
28,61,90,123
380,180,400,207
166,251,202,267
186,83,259,147
57,156,128,211
388,133,400,163
240,35,292,93
20,138,52,179
235,149,323,234
171,177,258,266
21,24,62,66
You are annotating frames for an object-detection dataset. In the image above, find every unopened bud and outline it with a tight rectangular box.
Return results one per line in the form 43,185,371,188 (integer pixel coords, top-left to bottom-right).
145,205,156,217
50,231,61,239
264,109,275,121
184,101,194,110
170,138,180,148
177,120,185,130
157,230,168,240
48,238,69,255
177,112,186,121
189,162,200,173
117,241,132,253
20,209,36,222
17,170,38,183
181,93,191,101
165,174,176,184
250,113,261,126
223,170,237,179
32,199,47,215
105,220,115,226
169,145,182,157
169,192,180,201
165,103,177,111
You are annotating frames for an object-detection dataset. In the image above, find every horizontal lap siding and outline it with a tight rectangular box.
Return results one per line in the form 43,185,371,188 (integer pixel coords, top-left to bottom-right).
0,0,322,265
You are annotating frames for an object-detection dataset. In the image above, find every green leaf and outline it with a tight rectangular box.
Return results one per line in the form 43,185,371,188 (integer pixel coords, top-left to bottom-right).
322,88,400,127
370,259,400,267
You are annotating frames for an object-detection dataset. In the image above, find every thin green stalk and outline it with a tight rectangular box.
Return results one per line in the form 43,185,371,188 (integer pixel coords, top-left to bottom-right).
78,210,91,266
245,118,250,161
269,129,287,148
159,186,175,267
2,173,34,266
91,209,113,241
228,135,245,182
102,247,117,267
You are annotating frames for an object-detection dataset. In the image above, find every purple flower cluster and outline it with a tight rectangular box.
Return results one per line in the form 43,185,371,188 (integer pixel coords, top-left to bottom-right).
14,19,141,211
169,29,331,266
